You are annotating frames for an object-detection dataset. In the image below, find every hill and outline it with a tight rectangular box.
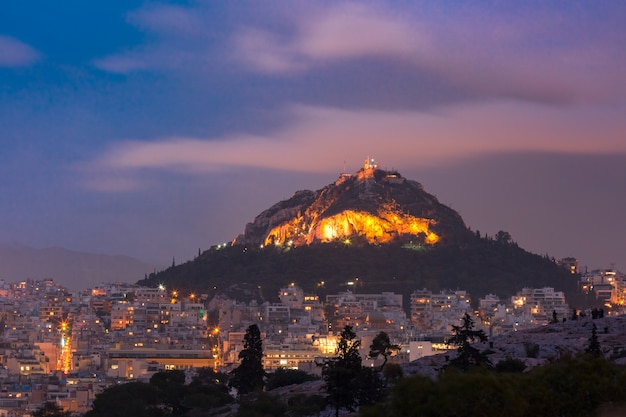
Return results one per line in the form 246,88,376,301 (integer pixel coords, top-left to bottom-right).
139,166,578,306
0,242,158,290
138,236,576,308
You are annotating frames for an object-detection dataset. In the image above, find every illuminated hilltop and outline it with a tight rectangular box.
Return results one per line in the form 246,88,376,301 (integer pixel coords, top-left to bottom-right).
234,159,470,248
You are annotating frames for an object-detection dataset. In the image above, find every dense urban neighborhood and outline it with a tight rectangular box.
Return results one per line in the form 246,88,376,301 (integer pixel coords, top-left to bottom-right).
0,258,623,416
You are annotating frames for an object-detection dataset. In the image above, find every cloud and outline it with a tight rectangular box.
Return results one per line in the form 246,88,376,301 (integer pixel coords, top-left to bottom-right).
231,2,626,104
422,15,626,104
93,53,153,74
85,99,626,190
99,136,273,171
298,3,419,59
93,4,211,74
233,3,421,73
91,2,626,104
127,4,205,36
0,35,41,67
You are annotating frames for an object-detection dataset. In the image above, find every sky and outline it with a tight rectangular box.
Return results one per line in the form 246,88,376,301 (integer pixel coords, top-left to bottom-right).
1,0,625,274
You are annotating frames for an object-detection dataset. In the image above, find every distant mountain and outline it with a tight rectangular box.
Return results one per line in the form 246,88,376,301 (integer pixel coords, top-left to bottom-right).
0,242,158,290
139,167,577,306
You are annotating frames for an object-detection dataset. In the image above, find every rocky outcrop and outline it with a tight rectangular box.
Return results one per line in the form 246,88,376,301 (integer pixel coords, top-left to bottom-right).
404,315,626,378
233,168,470,247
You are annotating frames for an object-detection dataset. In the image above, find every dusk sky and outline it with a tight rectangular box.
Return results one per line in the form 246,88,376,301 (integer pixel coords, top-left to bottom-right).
1,1,625,274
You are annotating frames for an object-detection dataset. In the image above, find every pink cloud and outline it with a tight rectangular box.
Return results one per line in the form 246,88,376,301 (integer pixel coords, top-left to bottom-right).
232,3,626,103
234,3,423,73
234,28,303,73
421,13,626,103
87,100,626,191
0,35,41,67
296,3,419,60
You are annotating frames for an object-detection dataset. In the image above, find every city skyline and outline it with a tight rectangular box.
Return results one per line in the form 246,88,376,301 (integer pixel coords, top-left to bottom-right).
1,1,625,273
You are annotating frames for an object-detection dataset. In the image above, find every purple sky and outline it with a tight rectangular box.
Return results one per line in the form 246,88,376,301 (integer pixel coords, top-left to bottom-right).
1,1,625,272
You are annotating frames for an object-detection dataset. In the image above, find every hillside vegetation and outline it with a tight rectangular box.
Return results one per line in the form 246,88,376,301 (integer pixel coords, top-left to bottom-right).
138,235,577,308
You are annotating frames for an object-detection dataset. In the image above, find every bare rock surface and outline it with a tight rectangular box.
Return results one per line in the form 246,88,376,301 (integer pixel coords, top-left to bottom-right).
404,315,626,377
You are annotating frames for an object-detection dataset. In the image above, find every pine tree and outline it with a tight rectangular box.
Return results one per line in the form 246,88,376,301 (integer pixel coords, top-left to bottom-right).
322,325,362,417
585,323,601,357
446,313,491,371
369,331,400,371
229,324,266,396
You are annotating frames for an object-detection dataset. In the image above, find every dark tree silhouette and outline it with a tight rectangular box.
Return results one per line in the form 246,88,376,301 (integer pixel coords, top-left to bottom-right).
446,313,491,371
585,323,601,357
236,392,287,417
495,230,512,245
551,309,558,324
184,367,234,409
266,368,318,390
149,370,189,415
321,325,362,417
85,382,164,417
286,394,326,417
230,324,266,396
32,402,71,417
355,366,385,407
369,331,400,371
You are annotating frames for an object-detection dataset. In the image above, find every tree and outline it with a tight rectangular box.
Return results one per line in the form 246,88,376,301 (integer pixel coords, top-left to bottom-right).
286,394,326,417
524,356,626,417
32,402,71,417
322,325,362,417
230,324,266,396
369,331,400,371
266,368,318,390
551,309,558,324
191,366,229,386
236,392,287,417
149,369,189,415
446,313,491,371
185,367,234,409
585,323,601,357
495,230,512,245
85,382,164,417
495,357,526,373
383,363,403,383
355,366,385,406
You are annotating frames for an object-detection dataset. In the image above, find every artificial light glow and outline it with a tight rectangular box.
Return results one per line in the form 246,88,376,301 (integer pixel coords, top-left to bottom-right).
264,209,439,246
58,324,72,374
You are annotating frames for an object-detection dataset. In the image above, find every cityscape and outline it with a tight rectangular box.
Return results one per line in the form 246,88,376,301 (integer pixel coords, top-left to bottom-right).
0,258,623,415
2,1,626,416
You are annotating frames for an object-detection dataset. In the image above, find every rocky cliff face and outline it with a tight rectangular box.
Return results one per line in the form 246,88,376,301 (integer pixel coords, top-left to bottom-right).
233,167,470,247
